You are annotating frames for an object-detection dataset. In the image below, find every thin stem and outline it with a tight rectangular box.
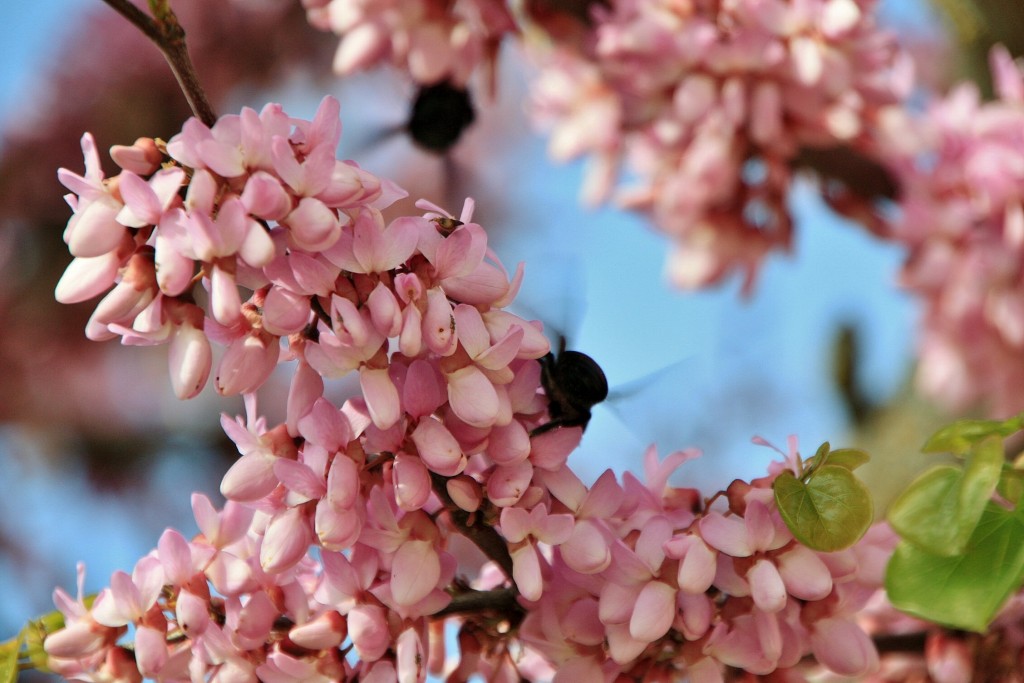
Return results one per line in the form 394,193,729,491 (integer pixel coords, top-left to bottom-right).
100,0,217,126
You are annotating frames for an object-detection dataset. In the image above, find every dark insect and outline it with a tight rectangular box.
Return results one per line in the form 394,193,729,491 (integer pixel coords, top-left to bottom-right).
533,336,609,435
407,80,476,153
432,215,464,237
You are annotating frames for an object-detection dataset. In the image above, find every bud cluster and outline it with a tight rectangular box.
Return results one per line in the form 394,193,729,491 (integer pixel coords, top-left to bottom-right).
43,99,899,682
876,46,1024,416
525,0,912,292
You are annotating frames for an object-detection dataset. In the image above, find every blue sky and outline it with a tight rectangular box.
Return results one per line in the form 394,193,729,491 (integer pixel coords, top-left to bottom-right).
0,0,933,633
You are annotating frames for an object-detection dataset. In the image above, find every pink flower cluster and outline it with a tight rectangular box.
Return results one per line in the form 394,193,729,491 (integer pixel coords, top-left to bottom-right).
877,46,1024,415
301,0,516,87
527,0,912,292
48,100,897,681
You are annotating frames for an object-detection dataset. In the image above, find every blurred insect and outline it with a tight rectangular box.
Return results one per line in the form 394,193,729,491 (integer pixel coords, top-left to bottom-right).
406,81,476,153
432,215,464,237
532,335,609,435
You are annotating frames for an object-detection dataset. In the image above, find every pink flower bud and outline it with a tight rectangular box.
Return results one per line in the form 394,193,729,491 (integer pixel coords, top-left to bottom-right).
55,248,126,304
488,420,531,466
445,365,499,428
748,558,787,613
240,171,292,221
561,519,611,574
360,366,401,430
289,611,347,650
402,359,445,418
809,616,879,677
349,604,390,662
263,286,311,336
776,546,833,601
168,320,212,399
154,230,195,296
396,627,425,683
446,476,482,512
391,539,442,606
44,622,109,658
630,580,677,643
116,167,184,228
215,330,280,395
134,624,169,678
487,461,534,507
316,496,363,550
286,360,324,435
287,196,341,251
367,282,402,338
209,263,243,327
110,137,162,175
393,453,431,511
68,198,125,258
399,303,424,356
260,507,312,574
157,529,193,587
410,418,465,476
176,590,211,637
423,288,456,356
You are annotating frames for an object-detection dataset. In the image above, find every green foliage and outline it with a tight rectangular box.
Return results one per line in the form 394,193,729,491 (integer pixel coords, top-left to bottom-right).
0,609,69,681
922,413,1024,455
887,437,1003,555
773,443,873,552
886,419,1024,632
886,502,1024,632
0,631,22,683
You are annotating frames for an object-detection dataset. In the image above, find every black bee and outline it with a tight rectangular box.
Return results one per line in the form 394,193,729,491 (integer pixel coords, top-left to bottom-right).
533,336,609,435
407,80,476,154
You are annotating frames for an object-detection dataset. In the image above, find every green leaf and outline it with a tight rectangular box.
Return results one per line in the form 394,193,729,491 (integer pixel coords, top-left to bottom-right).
0,632,23,683
887,466,962,553
886,502,1024,632
806,442,831,469
773,465,873,551
887,437,1003,556
23,618,56,673
923,413,1024,455
818,448,870,471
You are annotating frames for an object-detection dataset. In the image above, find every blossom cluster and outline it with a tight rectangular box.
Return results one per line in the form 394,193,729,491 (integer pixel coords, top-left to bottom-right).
525,0,912,292
44,99,896,681
876,46,1024,416
301,0,516,87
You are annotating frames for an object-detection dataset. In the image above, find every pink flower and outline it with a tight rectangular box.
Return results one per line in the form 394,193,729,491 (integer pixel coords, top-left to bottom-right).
500,505,574,601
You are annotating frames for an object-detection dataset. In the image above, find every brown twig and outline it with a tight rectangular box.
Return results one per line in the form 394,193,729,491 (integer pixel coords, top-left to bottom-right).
100,0,217,126
430,473,516,580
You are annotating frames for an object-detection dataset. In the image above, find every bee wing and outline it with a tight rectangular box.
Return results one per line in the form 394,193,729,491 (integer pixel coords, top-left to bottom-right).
605,357,710,455
507,254,588,351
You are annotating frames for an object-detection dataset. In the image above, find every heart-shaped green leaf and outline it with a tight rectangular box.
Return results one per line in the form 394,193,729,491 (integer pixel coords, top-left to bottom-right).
773,465,873,551
818,448,870,471
887,437,1003,556
886,502,1024,632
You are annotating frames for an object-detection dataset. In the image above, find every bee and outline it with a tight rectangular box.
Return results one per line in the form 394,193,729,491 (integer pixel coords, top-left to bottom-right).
533,336,609,435
432,215,464,237
407,81,476,154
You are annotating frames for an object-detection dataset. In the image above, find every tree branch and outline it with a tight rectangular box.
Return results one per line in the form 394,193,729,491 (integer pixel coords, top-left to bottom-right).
430,473,516,580
100,0,217,126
